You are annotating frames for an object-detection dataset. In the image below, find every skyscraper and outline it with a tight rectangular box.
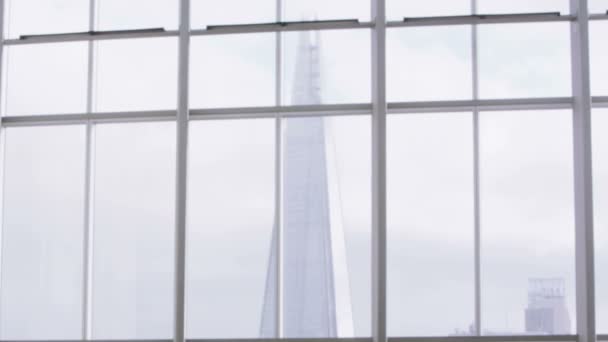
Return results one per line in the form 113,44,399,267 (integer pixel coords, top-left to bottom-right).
525,278,571,334
259,29,354,338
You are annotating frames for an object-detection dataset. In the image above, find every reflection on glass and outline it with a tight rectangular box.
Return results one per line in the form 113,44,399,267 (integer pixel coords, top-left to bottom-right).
93,38,178,112
91,122,176,339
388,113,474,336
186,119,275,338
282,29,370,105
190,34,275,108
480,110,575,335
388,26,472,102
3,43,88,116
593,109,608,334
0,126,85,340
281,116,370,337
96,0,177,31
4,0,88,39
479,23,571,99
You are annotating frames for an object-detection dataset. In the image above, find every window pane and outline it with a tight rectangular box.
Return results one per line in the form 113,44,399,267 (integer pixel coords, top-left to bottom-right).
0,126,85,340
96,0,178,31
480,110,575,335
282,30,370,105
191,0,275,29
479,23,571,99
190,34,275,109
3,43,88,116
388,113,474,336
594,109,608,334
387,0,470,21
91,122,176,339
282,116,370,337
388,26,472,102
591,21,608,97
477,0,569,14
186,119,274,338
93,38,178,112
283,0,369,22
590,0,608,13
5,0,88,39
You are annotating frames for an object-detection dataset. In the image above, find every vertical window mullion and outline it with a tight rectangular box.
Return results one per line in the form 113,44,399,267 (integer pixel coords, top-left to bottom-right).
471,0,481,336
569,1,597,342
82,0,96,339
275,0,283,337
371,0,387,341
174,1,190,342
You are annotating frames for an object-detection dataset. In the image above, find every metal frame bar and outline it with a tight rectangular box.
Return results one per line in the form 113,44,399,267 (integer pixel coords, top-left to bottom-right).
592,96,608,106
471,0,481,336
589,14,608,21
0,97,577,127
19,27,166,40
274,0,283,337
192,20,372,36
81,0,97,339
173,1,190,342
4,29,178,45
569,1,597,342
371,0,387,341
0,111,176,127
389,14,574,28
1,10,591,47
0,336,581,342
206,19,359,30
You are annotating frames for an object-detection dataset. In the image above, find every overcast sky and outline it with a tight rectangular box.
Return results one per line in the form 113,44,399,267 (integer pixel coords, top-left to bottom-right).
0,0,607,340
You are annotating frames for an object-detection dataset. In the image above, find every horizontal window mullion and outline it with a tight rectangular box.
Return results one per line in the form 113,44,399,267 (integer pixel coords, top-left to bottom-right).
190,21,374,36
388,97,573,113
1,110,176,127
3,30,179,46
388,14,574,28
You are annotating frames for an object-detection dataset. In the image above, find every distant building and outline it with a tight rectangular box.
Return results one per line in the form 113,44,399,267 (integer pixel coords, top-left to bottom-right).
259,27,354,338
525,278,571,334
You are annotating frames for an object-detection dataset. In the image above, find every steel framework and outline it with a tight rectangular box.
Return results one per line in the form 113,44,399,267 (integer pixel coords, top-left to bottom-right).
0,0,604,342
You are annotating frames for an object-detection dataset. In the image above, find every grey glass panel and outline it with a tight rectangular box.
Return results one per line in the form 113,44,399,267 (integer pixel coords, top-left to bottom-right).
5,0,88,39
96,0,178,31
479,23,571,99
282,0,370,22
186,119,275,338
477,0,569,14
387,0,470,21
388,26,472,102
191,0,275,29
480,110,575,335
93,38,178,112
282,30,370,105
91,122,176,339
0,125,86,340
190,34,275,108
3,42,88,116
589,0,608,13
591,21,608,97
388,113,474,336
593,109,608,334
